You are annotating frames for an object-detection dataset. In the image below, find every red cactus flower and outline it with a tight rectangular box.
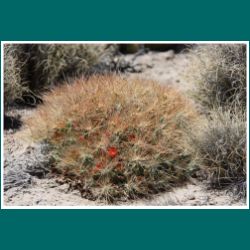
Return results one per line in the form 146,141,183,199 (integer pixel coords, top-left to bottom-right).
108,147,118,158
95,163,103,170
93,162,104,173
79,135,85,142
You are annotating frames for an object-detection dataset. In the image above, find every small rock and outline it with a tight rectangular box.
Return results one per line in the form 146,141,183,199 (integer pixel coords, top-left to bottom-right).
165,50,175,60
209,201,216,205
146,63,154,68
57,184,70,192
187,195,196,200
132,64,143,73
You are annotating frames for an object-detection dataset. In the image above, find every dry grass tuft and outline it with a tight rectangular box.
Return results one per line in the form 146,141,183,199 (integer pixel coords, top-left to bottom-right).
187,44,247,198
188,44,246,110
26,75,199,203
3,44,28,106
190,108,246,197
4,44,112,106
26,44,109,92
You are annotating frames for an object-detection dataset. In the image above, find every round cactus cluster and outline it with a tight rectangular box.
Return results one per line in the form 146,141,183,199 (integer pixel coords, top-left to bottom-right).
26,76,199,203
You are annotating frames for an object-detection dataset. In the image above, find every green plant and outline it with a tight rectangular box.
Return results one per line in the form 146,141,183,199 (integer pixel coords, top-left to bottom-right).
26,75,199,203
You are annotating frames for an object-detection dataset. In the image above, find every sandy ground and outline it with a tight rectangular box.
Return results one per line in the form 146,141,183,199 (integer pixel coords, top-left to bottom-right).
4,177,245,207
3,50,246,207
125,50,193,90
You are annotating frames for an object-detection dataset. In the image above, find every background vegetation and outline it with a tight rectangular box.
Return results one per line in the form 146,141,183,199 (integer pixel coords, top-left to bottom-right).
4,44,112,106
188,44,247,197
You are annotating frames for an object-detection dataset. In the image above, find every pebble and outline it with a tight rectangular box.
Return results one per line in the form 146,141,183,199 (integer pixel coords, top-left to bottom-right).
188,195,196,200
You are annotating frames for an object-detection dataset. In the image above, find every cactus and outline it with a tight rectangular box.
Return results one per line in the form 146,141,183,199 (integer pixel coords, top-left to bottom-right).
26,75,199,203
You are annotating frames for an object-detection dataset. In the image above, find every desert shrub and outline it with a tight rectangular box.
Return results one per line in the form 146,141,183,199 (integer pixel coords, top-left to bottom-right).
4,44,112,105
190,108,246,197
25,44,108,92
26,75,199,203
3,44,28,106
187,44,247,198
189,44,246,110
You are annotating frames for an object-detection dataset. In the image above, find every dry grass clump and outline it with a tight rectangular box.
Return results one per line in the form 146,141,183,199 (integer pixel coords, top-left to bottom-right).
26,75,199,203
3,44,28,106
189,44,246,110
26,44,108,92
187,44,247,198
190,108,246,197
4,44,111,105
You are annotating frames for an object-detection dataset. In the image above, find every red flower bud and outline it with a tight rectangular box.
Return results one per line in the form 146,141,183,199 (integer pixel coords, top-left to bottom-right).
93,163,104,173
107,147,118,158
